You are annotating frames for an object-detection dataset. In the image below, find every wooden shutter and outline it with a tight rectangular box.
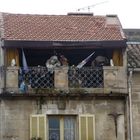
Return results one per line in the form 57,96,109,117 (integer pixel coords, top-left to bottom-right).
112,49,123,66
79,114,95,140
6,48,19,66
30,114,47,140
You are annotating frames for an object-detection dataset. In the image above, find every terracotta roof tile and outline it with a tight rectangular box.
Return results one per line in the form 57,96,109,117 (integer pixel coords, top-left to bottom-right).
1,13,126,41
127,42,140,68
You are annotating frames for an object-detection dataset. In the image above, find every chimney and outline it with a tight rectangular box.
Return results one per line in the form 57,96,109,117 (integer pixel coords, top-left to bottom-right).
67,12,93,16
106,15,120,25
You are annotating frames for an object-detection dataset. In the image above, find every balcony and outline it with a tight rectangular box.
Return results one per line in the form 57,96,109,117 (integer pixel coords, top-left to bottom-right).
0,66,127,95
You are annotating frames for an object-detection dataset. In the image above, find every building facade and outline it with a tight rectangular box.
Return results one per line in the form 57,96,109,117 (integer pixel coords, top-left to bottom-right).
0,12,128,140
124,28,140,140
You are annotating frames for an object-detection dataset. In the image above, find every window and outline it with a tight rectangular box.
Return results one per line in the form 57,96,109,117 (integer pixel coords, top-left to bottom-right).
30,114,95,140
48,116,76,140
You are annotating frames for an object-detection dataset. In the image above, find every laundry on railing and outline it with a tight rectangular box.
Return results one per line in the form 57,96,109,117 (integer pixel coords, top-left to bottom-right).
77,52,95,69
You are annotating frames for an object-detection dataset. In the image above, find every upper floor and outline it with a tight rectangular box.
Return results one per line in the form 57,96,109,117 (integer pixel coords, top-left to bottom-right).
0,12,128,96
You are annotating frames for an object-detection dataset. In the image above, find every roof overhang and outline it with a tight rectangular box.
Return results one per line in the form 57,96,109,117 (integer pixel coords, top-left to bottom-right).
2,40,127,49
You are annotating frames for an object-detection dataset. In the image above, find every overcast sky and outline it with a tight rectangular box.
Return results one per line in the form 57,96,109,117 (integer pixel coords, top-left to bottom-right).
0,0,139,28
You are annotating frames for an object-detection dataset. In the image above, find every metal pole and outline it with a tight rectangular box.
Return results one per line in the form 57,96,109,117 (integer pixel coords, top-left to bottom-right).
3,47,6,92
128,70,133,140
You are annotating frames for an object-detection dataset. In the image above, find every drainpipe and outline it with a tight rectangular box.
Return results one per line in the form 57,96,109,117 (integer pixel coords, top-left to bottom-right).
3,47,7,93
128,69,133,140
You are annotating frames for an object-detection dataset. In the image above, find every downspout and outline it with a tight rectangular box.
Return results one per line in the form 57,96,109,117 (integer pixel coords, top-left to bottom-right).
128,69,133,140
3,47,6,93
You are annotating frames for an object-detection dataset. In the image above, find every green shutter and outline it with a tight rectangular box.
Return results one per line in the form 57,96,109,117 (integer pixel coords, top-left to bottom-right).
79,115,95,140
30,116,38,138
38,115,46,140
30,115,47,140
87,116,95,140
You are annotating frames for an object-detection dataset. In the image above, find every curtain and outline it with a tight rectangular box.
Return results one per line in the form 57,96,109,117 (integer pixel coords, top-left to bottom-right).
112,49,123,66
64,116,75,140
6,48,19,66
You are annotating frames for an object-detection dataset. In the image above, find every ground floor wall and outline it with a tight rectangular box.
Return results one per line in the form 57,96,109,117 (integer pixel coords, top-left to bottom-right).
0,98,126,140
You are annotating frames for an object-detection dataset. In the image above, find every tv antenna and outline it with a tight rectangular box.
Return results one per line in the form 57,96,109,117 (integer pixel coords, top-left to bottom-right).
77,1,108,12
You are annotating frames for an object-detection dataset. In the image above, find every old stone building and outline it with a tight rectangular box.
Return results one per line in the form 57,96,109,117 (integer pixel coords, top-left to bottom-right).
127,42,140,140
0,12,128,140
124,29,140,140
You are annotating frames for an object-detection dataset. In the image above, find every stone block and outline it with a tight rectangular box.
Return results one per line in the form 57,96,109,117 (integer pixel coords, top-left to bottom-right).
54,66,68,89
103,66,127,93
6,66,19,92
132,72,140,84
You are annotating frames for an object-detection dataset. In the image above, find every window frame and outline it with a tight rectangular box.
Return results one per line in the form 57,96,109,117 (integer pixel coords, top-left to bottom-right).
47,115,77,140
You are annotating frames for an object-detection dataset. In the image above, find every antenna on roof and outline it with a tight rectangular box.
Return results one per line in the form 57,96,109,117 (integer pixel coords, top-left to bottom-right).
77,1,108,12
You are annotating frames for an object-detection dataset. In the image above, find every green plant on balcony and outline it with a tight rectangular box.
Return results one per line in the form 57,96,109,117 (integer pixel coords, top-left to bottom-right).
31,137,42,140
34,88,58,94
34,88,68,95
33,87,88,96
69,88,87,94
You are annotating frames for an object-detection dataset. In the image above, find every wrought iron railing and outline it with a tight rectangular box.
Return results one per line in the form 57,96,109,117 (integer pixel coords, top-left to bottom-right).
19,67,103,89
19,67,54,89
68,67,103,88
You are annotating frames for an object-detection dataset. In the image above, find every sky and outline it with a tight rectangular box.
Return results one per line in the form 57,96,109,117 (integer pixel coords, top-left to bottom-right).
0,0,139,29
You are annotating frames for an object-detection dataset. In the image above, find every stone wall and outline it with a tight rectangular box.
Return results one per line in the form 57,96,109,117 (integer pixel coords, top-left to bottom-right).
6,67,19,93
103,66,127,93
0,99,125,140
0,100,36,140
131,71,140,140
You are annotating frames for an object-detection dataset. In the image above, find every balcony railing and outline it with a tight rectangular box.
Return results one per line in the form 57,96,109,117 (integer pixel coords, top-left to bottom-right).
0,66,127,94
68,67,103,88
18,67,103,89
19,67,54,88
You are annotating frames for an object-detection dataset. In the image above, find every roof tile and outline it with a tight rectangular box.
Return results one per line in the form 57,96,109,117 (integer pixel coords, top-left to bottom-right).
127,43,140,68
1,13,125,41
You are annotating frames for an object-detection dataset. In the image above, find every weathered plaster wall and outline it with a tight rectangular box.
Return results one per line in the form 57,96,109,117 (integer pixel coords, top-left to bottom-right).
0,100,36,140
131,71,140,140
0,99,125,140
